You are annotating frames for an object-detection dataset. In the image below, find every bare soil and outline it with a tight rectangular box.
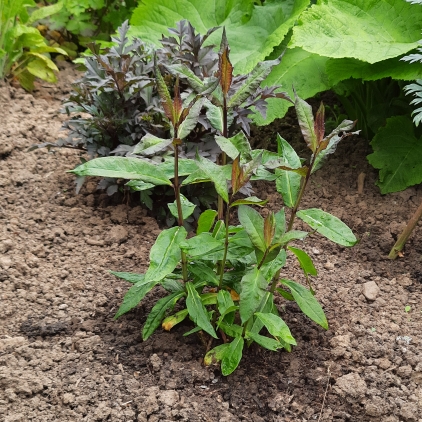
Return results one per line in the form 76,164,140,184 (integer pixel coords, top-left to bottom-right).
1,64,422,422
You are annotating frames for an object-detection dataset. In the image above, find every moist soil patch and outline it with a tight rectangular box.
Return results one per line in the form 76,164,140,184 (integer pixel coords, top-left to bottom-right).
1,65,422,422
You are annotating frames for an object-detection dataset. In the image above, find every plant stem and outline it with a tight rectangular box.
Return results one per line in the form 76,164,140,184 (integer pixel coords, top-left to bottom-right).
217,96,228,220
389,199,422,259
173,139,188,282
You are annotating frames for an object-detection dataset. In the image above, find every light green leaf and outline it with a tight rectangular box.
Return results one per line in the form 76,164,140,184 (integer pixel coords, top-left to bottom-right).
245,331,283,351
297,208,357,247
110,271,145,284
70,157,173,186
230,196,267,208
280,279,328,329
114,278,157,319
255,312,296,345
28,1,63,24
275,135,302,208
204,343,230,366
279,230,308,245
227,131,252,160
239,267,267,324
168,194,196,220
142,291,185,340
367,116,422,193
133,134,172,155
238,205,266,252
181,233,223,258
145,226,187,282
195,155,229,203
290,0,421,64
205,101,224,133
26,59,57,83
201,292,218,306
247,292,274,340
260,249,286,282
186,282,218,338
288,246,317,276
125,180,155,191
215,135,240,160
130,0,309,74
221,336,244,376
273,209,286,244
178,98,204,139
197,209,218,234
165,63,205,91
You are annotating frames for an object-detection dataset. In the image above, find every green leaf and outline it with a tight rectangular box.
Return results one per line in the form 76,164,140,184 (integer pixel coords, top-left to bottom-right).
195,155,229,203
367,116,422,193
255,312,297,345
161,278,184,293
226,230,255,261
204,343,230,366
142,292,185,340
162,309,189,331
181,233,223,258
247,292,274,339
168,194,196,220
110,271,145,284
254,48,331,126
201,293,218,306
297,208,357,247
260,249,286,282
217,290,235,315
125,180,155,191
186,282,218,339
219,321,243,338
70,157,173,186
276,288,294,301
26,59,57,83
114,278,157,319
28,1,64,24
227,131,252,160
230,196,267,208
280,279,328,329
275,135,302,208
288,247,317,276
133,134,172,155
239,267,267,324
145,226,187,282
197,209,218,234
178,98,204,139
221,336,244,376
294,92,317,152
238,205,266,252
188,262,219,286
205,101,224,133
215,136,240,160
245,331,283,351
290,0,421,64
273,209,286,244
278,230,308,245
165,63,205,92
130,0,309,74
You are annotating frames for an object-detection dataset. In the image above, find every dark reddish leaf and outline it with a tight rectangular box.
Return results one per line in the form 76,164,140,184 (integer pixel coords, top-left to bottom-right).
264,212,275,248
155,60,175,125
314,102,325,144
173,76,183,124
218,28,233,96
231,156,241,194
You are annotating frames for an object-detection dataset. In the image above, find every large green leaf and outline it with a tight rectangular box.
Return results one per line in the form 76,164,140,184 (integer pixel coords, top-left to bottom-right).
70,157,173,186
245,331,283,351
114,278,157,319
288,246,317,276
221,336,244,376
255,312,296,345
133,134,172,156
254,48,331,125
197,209,218,234
275,135,302,208
280,279,328,329
297,208,357,247
185,282,218,338
290,0,421,64
110,271,145,284
239,267,267,324
367,116,422,193
168,194,196,220
142,291,185,340
260,249,287,282
145,226,187,282
178,98,204,139
237,205,266,252
129,0,309,74
180,232,223,257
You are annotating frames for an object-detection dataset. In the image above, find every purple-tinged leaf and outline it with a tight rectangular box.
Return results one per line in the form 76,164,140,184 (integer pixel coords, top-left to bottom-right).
314,102,325,144
294,91,317,152
219,28,233,96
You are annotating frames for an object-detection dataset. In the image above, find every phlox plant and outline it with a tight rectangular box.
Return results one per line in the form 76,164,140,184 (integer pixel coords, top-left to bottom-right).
71,30,358,375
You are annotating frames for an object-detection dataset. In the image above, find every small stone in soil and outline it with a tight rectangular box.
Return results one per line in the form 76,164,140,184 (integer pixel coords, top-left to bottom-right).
362,281,380,301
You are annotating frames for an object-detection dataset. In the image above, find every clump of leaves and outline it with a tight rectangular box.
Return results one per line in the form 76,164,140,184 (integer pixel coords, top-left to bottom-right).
71,29,358,375
0,0,66,90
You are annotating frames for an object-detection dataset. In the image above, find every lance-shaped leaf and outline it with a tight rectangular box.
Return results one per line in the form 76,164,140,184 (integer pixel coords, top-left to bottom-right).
196,154,229,203
188,262,219,287
205,101,224,133
228,131,252,160
278,230,308,245
217,290,235,320
221,336,244,376
239,267,268,324
178,98,204,140
168,194,196,220
245,331,283,351
295,91,317,152
145,226,187,282
219,28,233,95
165,63,204,92
261,249,287,282
280,279,328,330
273,209,286,244
114,278,157,319
186,282,218,339
110,271,145,284
215,136,240,160
288,247,317,277
204,343,230,366
238,205,266,252
228,57,281,108
255,312,297,345
180,233,224,258
125,180,155,191
142,291,185,340
133,134,173,156
197,209,218,234
231,156,242,194
314,102,325,144
230,196,267,208
162,309,189,331
246,292,274,340
297,208,357,247
155,60,175,125
70,157,173,186
275,135,302,207
264,212,276,248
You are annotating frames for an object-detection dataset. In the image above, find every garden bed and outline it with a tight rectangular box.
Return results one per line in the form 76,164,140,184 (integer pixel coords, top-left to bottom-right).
1,66,422,421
